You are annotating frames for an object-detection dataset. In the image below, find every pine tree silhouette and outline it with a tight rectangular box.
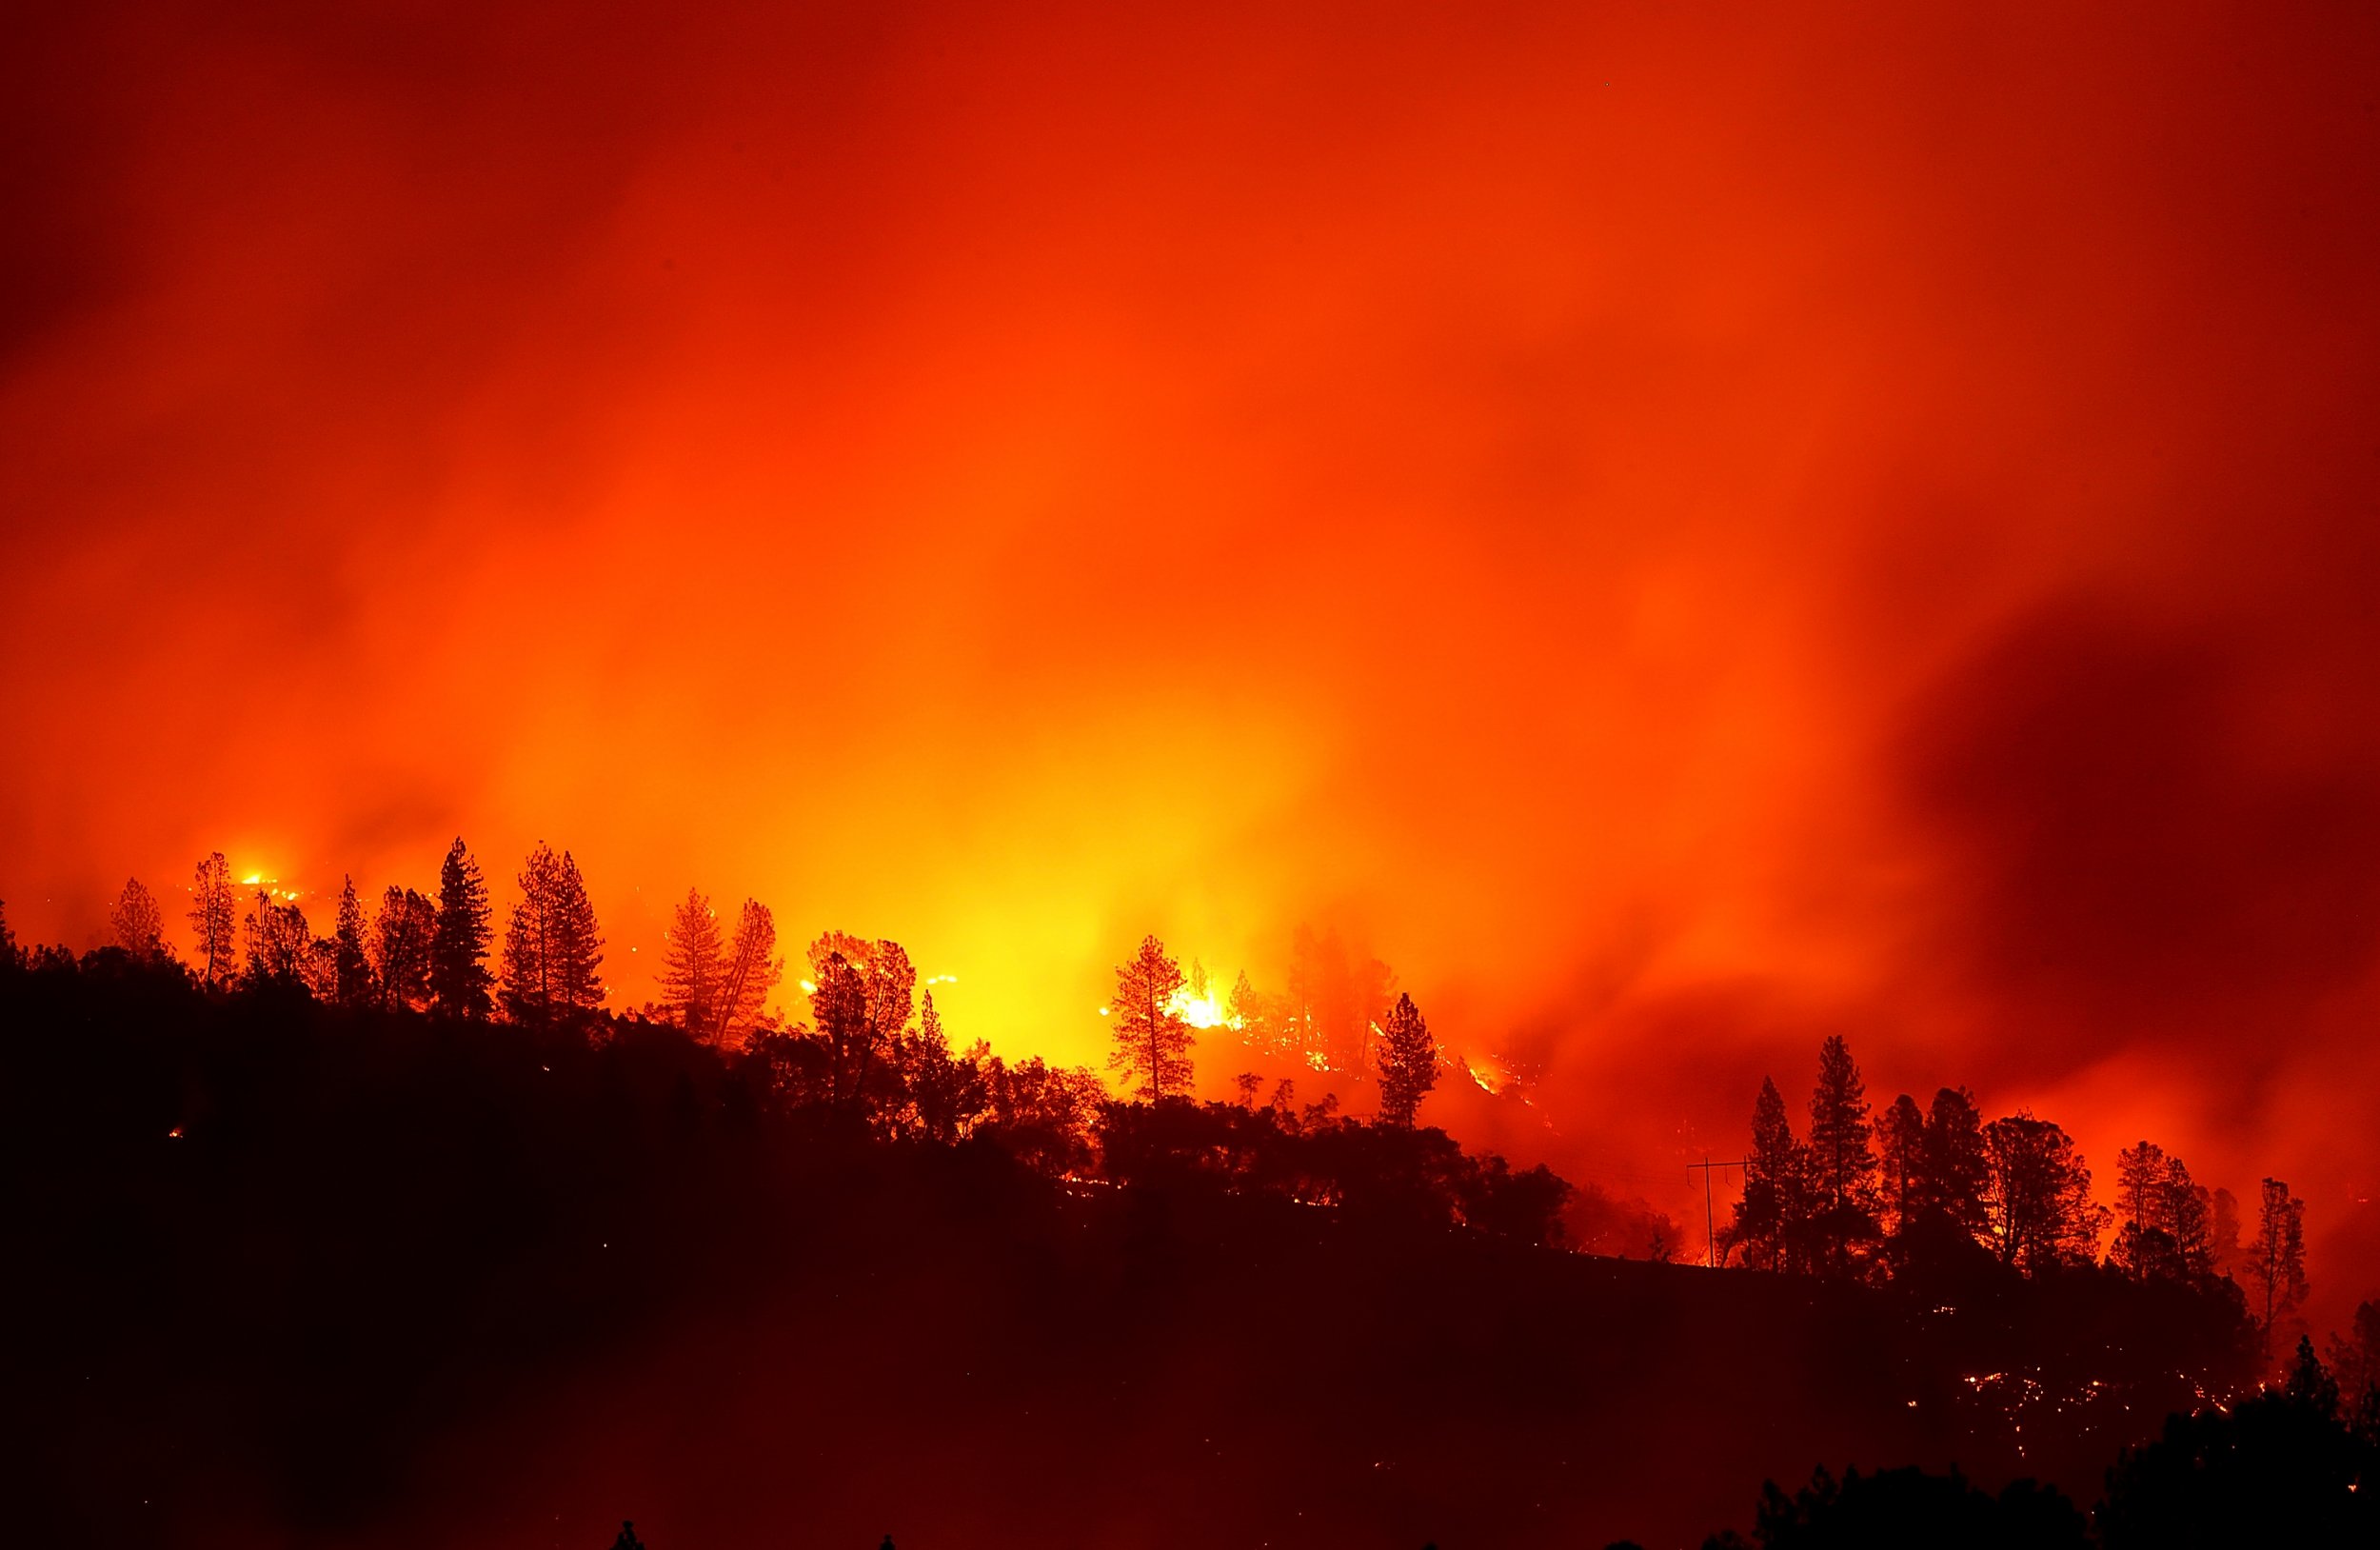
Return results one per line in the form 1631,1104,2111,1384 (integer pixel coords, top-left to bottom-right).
109,877,170,963
1806,1035,1879,1274
332,875,375,1007
659,887,726,1039
715,898,781,1043
502,843,605,1024
430,837,495,1019
1375,991,1438,1127
373,885,438,1010
1107,934,1193,1103
188,852,237,987
2250,1177,2310,1354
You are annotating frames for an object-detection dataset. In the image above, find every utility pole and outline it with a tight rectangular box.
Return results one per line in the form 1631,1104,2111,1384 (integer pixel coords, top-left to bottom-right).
1688,1157,1750,1268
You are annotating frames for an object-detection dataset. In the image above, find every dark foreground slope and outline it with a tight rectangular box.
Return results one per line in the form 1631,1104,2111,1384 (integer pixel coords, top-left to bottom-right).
6,959,2252,1548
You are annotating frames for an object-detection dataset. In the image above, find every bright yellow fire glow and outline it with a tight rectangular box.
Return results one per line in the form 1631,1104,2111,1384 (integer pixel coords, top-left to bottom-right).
1165,984,1236,1031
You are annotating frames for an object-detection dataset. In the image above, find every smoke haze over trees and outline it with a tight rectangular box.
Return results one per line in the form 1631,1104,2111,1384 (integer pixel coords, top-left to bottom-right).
8,879,2366,1548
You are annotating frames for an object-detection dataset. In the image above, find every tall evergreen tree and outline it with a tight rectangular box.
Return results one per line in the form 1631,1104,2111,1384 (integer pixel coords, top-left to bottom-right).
1108,934,1194,1103
2115,1141,2170,1232
1915,1085,1993,1242
331,876,375,1007
810,949,869,1105
659,887,727,1038
1807,1035,1880,1273
2250,1177,2311,1354
430,837,495,1019
1725,1077,1810,1272
1806,1036,1876,1209
2111,1141,2211,1281
1374,991,1438,1127
109,877,170,962
501,843,604,1024
715,898,781,1044
373,886,437,1010
0,898,16,970
188,852,238,987
2162,1157,2216,1279
1878,1093,1927,1238
552,850,604,1015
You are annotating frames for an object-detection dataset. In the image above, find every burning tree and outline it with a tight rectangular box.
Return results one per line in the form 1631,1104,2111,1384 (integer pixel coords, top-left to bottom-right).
1108,934,1195,1103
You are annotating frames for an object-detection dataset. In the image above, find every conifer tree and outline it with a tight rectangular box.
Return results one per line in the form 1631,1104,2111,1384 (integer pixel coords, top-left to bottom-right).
1374,991,1438,1127
1807,1036,1877,1211
903,988,983,1143
659,888,727,1038
1726,1076,1810,1272
2162,1157,2216,1279
0,898,16,970
1917,1085,1993,1241
188,852,238,987
1806,1035,1880,1272
2111,1141,2210,1281
430,838,495,1019
109,877,170,962
715,899,782,1043
373,886,437,1010
502,843,604,1024
2250,1177,2311,1354
552,850,604,1015
810,949,870,1104
331,875,375,1007
1108,934,1194,1103
1878,1093,1926,1237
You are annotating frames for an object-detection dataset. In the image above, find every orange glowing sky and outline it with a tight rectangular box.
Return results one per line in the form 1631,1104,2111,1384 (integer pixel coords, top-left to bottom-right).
4,2,2377,1310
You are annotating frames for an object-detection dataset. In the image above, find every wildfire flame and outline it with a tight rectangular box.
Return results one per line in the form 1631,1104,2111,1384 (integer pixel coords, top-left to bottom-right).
1165,984,1236,1030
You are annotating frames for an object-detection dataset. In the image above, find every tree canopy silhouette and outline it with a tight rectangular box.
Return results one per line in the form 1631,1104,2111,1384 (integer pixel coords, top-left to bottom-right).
1108,933,1195,1103
1374,991,1438,1128
431,837,495,1019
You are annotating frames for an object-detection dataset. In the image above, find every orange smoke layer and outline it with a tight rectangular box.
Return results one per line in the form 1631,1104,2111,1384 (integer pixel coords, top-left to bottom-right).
2,3,2376,1312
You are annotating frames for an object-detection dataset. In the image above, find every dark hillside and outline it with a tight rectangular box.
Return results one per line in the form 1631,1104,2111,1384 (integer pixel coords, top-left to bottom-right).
5,958,2254,1548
